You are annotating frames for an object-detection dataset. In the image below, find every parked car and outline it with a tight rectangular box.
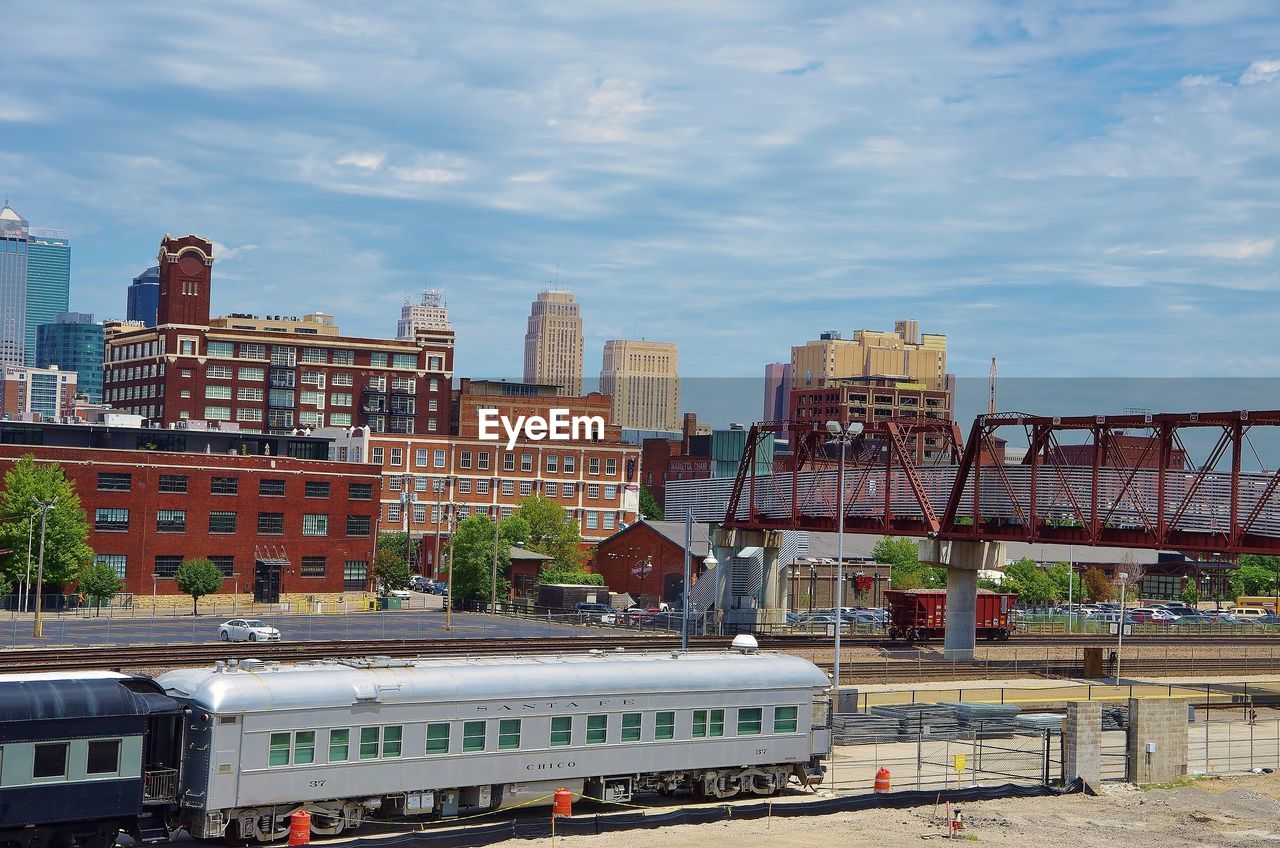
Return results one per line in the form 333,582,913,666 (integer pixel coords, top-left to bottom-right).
218,619,281,642
1253,613,1280,625
409,575,432,592
427,582,449,596
1200,611,1246,625
574,602,616,624
641,612,699,632
1229,606,1270,620
1085,610,1120,623
386,589,413,600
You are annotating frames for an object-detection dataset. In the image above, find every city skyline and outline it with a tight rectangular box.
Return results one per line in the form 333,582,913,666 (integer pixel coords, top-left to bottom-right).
1,3,1278,384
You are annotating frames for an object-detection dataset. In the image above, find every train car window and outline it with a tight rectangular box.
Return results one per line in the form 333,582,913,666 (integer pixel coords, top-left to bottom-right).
620,713,641,743
737,708,763,736
269,733,291,767
382,727,403,758
586,714,608,744
328,729,349,762
655,712,675,740
498,720,521,750
774,706,798,734
708,709,725,737
692,710,708,738
219,716,237,725
550,716,572,747
359,728,380,760
86,740,121,775
294,732,316,765
426,723,450,754
33,743,68,779
463,721,486,752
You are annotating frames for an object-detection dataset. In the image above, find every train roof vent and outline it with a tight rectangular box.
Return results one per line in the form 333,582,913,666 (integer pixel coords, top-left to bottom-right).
332,656,413,669
239,658,266,671
731,634,760,654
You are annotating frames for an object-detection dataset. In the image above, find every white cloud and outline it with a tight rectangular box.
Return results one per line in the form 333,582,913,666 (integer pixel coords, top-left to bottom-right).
1188,238,1276,261
1240,59,1280,85
210,241,260,262
336,153,386,171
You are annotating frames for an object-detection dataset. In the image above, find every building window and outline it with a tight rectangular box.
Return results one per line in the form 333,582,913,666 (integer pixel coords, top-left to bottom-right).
387,503,401,522
520,454,533,472
562,482,575,498
211,476,239,495
501,480,515,496
774,706,798,734
655,711,675,740
237,407,263,423
459,451,472,470
329,412,352,426
153,556,182,578
209,556,234,577
259,479,285,497
586,714,608,745
546,454,558,473
604,484,618,499
300,557,326,577
388,447,403,467
239,343,265,360
382,726,403,758
463,720,487,753
426,723,450,755
156,509,186,533
603,512,616,530
209,511,237,534
303,514,329,536
258,513,285,534
158,474,188,493
347,515,371,536
349,482,372,501
737,707,763,736
564,455,575,474
551,716,573,747
503,453,515,472
621,713,642,743
301,347,326,364
370,352,389,367
477,451,490,470
97,472,131,492
476,479,490,494
606,458,618,476
434,449,446,468
412,504,426,524
94,554,127,579
343,560,368,591
589,457,600,475
305,481,331,498
585,511,599,530
332,371,353,386
370,447,385,465
587,485,600,499
204,406,232,421
94,508,129,532
330,392,352,406
270,347,296,367
238,367,265,381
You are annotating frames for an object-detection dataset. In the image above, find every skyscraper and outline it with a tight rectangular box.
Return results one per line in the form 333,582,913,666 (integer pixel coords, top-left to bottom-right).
523,289,583,396
0,203,28,366
397,289,451,340
36,312,104,403
762,362,792,421
790,320,947,391
24,227,70,365
127,265,160,327
600,339,680,431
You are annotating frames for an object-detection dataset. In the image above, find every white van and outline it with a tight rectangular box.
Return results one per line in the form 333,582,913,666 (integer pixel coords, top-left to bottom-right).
1229,606,1269,619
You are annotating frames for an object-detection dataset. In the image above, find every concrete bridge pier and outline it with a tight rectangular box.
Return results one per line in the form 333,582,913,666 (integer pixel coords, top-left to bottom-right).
711,528,786,634
919,539,1004,661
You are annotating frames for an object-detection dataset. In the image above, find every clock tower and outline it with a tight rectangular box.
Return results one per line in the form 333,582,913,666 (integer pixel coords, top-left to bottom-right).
156,234,213,326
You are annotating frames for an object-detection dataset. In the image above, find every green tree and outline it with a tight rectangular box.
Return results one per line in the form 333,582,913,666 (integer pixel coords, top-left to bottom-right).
1229,561,1278,598
445,514,528,605
1083,567,1112,602
1180,582,1200,606
77,561,122,616
514,494,585,568
1002,558,1056,606
1045,562,1083,603
639,486,664,521
377,532,413,566
535,564,605,587
873,536,945,589
0,456,94,590
373,547,412,592
872,536,920,568
175,558,224,616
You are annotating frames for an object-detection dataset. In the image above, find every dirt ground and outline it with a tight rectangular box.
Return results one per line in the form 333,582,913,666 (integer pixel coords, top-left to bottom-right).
491,772,1280,848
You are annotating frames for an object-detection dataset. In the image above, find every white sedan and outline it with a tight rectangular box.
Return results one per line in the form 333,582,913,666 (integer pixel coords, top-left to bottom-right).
218,619,281,642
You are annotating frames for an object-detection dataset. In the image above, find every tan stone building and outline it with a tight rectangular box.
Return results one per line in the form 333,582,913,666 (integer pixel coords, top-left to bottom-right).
790,321,947,392
209,312,340,336
523,289,583,396
600,339,680,431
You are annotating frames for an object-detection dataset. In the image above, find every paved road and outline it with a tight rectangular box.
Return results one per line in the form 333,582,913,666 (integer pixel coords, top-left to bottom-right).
0,609,627,649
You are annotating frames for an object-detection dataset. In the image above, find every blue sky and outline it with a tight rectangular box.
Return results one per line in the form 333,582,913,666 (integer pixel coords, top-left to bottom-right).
2,1,1278,388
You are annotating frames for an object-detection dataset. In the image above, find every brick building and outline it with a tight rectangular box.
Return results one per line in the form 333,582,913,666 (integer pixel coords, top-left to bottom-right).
0,364,77,420
590,519,713,607
103,234,454,435
1050,433,1187,469
790,375,952,462
322,379,641,574
0,420,381,598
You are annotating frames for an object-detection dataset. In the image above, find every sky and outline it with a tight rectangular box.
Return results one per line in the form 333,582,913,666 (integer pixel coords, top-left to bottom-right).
2,1,1279,402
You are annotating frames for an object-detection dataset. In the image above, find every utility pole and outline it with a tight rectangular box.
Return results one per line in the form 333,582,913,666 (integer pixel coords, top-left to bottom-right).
491,515,501,614
825,420,863,692
682,507,692,652
443,478,455,631
32,499,55,638
22,516,34,614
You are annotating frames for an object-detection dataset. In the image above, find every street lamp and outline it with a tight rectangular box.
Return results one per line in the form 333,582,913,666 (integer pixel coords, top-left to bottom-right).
826,419,863,693
1116,571,1129,684
31,498,56,638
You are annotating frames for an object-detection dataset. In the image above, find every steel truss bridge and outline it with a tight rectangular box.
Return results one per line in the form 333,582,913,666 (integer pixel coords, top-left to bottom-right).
670,410,1280,556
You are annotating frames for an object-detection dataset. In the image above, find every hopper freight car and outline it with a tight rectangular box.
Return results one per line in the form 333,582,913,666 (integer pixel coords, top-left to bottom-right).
884,589,1016,641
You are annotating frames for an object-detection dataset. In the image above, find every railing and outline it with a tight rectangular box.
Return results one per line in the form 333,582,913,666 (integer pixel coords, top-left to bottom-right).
143,767,178,803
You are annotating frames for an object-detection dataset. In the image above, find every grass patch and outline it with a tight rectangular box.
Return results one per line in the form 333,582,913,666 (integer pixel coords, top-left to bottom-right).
1140,775,1202,791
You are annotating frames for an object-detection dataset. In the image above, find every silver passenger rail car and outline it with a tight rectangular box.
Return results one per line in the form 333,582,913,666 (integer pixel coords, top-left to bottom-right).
158,646,831,843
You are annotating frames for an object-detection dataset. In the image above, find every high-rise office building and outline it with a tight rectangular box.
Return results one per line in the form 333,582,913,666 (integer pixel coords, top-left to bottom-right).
24,228,70,365
397,289,451,341
0,363,77,419
790,320,947,392
762,362,792,421
0,203,29,367
35,312,104,403
523,289,583,396
600,339,680,431
127,265,160,327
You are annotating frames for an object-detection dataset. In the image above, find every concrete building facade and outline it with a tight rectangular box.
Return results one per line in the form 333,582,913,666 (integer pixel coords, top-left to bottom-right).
397,289,451,341
600,339,679,431
523,289,583,396
0,364,77,419
790,322,947,393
